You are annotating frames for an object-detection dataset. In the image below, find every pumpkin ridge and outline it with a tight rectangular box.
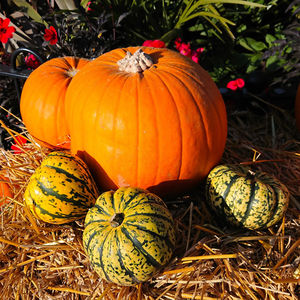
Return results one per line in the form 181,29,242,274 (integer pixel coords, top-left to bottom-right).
125,212,174,225
162,66,226,174
163,64,227,160
115,230,140,284
97,231,112,282
254,174,283,227
265,183,287,227
93,204,111,216
46,57,81,74
61,57,82,76
52,78,70,144
121,226,162,268
89,72,127,179
126,210,172,224
125,199,163,211
37,76,67,144
111,75,131,187
29,191,84,220
150,70,183,180
161,64,206,90
107,190,116,213
84,224,108,250
117,188,145,211
43,154,91,178
125,222,175,250
36,180,91,208
159,69,209,169
262,185,278,228
44,164,92,188
46,152,96,187
135,74,140,186
138,73,159,185
82,219,110,226
221,174,240,200
239,180,258,225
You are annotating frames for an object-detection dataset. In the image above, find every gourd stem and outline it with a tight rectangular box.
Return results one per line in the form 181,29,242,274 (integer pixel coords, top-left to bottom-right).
117,48,153,73
110,213,125,228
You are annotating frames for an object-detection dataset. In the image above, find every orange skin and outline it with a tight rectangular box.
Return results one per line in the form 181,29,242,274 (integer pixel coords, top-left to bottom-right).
65,47,227,196
0,176,13,206
295,84,300,132
20,56,90,149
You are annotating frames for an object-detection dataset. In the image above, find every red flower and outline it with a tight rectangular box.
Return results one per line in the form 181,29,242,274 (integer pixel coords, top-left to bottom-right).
0,18,15,44
142,40,166,48
44,26,58,45
179,42,192,57
24,54,41,69
174,37,204,63
191,47,204,64
227,78,245,91
10,135,27,154
174,37,182,51
87,1,92,11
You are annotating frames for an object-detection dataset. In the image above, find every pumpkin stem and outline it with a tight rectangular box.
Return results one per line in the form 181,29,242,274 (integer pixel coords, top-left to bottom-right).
117,48,153,73
110,213,125,228
67,68,79,78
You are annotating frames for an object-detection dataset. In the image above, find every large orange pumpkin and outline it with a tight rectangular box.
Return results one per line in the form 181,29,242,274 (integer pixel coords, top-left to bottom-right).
20,56,89,149
0,176,13,206
295,84,300,131
65,47,227,196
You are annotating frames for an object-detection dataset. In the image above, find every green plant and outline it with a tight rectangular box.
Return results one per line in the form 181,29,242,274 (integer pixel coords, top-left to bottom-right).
1,0,127,58
96,0,264,45
262,0,300,84
200,0,298,85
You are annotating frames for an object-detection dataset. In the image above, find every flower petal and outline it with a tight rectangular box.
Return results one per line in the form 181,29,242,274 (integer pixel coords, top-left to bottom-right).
227,80,238,91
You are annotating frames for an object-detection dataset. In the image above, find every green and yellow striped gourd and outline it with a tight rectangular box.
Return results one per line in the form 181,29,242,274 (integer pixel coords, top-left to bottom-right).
206,165,290,230
83,187,175,286
24,151,99,224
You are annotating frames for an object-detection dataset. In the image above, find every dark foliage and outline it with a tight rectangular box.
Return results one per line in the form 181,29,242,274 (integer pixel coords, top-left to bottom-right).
0,78,23,150
262,0,300,84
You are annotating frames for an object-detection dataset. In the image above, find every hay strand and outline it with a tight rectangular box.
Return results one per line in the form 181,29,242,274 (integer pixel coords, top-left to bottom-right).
0,104,299,299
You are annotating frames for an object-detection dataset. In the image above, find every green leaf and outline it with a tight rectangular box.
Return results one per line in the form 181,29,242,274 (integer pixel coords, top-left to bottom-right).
190,0,265,8
265,55,277,68
80,0,90,6
265,34,276,46
239,37,267,52
180,11,235,26
12,0,47,25
251,40,267,51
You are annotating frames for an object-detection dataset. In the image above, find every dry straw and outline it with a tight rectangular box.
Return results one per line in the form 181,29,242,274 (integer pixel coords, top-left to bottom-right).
0,104,299,299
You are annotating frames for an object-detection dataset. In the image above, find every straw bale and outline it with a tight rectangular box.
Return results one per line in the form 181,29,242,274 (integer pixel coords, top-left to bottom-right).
0,104,299,299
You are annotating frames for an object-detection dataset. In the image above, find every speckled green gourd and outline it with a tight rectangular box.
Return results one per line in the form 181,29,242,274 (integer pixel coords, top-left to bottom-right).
206,165,290,230
83,187,175,286
24,151,99,224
